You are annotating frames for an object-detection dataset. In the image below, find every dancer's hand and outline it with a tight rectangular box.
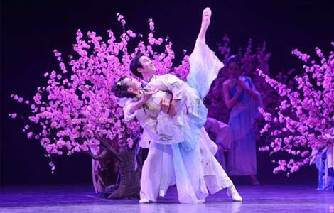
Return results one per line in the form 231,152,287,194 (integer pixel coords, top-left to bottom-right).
168,100,177,117
237,79,249,90
140,89,158,103
234,80,243,95
128,90,157,114
237,79,262,103
161,98,177,116
236,85,243,96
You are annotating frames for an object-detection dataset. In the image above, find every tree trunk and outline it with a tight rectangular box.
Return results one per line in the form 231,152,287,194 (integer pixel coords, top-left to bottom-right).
107,147,141,199
92,152,118,193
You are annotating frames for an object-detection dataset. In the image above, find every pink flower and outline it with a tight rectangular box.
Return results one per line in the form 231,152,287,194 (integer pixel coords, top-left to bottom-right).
9,113,17,119
27,132,33,139
259,44,334,175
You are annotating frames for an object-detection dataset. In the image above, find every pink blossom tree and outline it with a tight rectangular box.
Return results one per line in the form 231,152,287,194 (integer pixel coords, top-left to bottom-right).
258,43,334,176
9,13,190,175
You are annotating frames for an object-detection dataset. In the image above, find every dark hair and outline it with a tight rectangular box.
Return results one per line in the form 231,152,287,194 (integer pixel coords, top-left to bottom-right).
112,77,137,98
225,55,241,67
130,53,144,79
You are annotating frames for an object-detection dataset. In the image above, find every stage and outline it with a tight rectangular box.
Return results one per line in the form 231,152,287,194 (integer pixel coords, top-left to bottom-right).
1,185,333,213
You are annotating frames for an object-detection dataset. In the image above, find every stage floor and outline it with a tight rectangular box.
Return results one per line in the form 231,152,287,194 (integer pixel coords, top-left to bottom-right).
0,185,333,213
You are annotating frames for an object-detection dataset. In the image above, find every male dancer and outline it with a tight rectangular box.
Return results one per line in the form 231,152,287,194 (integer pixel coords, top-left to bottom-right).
115,8,242,203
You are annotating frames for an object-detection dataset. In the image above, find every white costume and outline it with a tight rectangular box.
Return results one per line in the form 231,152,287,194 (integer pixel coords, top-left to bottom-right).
123,39,240,203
